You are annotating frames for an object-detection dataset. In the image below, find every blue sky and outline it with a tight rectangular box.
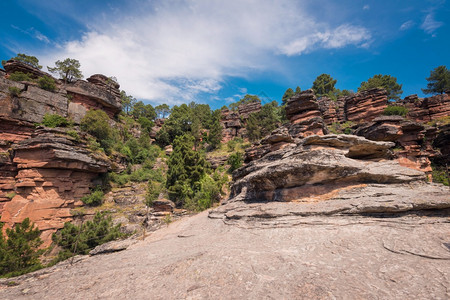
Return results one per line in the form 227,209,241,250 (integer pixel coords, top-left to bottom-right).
1,0,449,109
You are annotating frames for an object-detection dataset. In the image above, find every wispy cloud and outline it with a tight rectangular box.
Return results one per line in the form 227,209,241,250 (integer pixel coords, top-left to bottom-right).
11,25,50,44
40,0,371,105
421,13,443,36
400,20,415,31
363,5,370,10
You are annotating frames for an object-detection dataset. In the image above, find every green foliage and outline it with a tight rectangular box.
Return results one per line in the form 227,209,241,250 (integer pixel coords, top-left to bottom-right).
145,181,162,207
0,218,44,277
81,189,104,206
245,101,281,142
187,175,221,211
5,192,16,200
166,134,207,207
295,86,301,95
132,101,156,120
312,74,337,97
8,71,33,82
207,111,222,149
42,113,70,128
10,53,42,69
81,110,114,153
8,86,21,97
328,121,355,134
67,130,80,142
52,212,125,261
227,152,243,173
137,117,154,133
281,88,294,105
422,65,450,95
38,76,56,92
47,58,83,83
383,105,408,117
120,90,137,115
155,104,170,119
432,165,449,186
358,74,403,101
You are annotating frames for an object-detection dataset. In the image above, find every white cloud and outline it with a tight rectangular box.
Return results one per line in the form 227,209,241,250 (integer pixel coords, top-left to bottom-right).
421,13,443,35
11,25,50,44
41,0,371,105
400,20,415,31
279,25,370,55
363,5,370,10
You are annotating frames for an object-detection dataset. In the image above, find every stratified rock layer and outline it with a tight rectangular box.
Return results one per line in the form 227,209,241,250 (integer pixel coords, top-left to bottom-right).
401,93,450,122
220,101,261,142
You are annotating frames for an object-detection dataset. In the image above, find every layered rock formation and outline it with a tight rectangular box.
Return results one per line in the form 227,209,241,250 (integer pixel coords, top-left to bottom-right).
0,69,121,246
344,88,388,122
317,96,345,125
401,93,450,122
354,116,437,175
220,101,261,142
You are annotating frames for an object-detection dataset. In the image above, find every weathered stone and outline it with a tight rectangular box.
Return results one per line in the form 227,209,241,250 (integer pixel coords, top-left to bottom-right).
317,96,345,125
89,239,136,256
2,60,54,80
219,102,261,142
152,199,175,212
344,88,388,122
400,92,450,122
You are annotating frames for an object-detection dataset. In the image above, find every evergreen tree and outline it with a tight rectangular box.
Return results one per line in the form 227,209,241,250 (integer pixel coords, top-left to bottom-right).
47,58,83,83
245,101,280,142
120,90,136,115
0,218,43,277
208,111,223,149
294,86,301,95
281,88,294,105
166,134,207,207
358,74,403,101
312,74,337,97
155,104,171,118
131,101,156,120
422,66,450,95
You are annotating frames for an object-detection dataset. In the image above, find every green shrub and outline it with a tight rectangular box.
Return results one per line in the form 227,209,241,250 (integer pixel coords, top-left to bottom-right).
145,181,162,207
227,152,243,173
67,130,80,142
0,218,44,277
5,192,16,200
383,105,408,117
432,165,449,186
81,110,114,154
52,212,125,262
81,189,104,206
42,113,70,128
38,76,56,92
8,71,33,82
8,86,21,97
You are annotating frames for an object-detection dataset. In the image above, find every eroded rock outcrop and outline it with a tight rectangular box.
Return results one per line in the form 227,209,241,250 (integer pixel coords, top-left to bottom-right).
317,96,345,125
0,128,110,246
401,92,450,122
0,72,120,246
354,115,437,175
220,101,261,142
344,88,388,122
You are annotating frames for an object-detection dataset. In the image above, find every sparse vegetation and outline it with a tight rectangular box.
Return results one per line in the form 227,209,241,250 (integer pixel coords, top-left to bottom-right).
383,105,408,117
81,189,104,206
8,86,22,97
47,58,83,83
42,113,70,128
38,76,56,92
8,71,33,82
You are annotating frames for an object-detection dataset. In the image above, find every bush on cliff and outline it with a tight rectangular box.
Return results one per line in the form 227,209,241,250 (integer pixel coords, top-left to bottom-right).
8,71,33,82
81,189,104,206
52,212,125,262
0,218,44,278
42,113,70,128
81,109,115,153
383,105,408,117
38,76,56,92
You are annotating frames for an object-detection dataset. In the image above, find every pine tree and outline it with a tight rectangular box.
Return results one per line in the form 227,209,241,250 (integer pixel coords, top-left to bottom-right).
0,218,43,277
422,66,450,95
282,88,294,105
312,74,337,97
358,74,403,101
47,58,83,83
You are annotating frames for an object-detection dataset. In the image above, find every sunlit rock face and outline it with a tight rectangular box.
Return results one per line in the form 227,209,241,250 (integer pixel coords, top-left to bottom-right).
0,71,116,246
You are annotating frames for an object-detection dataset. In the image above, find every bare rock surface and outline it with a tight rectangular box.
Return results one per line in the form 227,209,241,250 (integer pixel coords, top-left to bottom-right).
0,207,449,299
